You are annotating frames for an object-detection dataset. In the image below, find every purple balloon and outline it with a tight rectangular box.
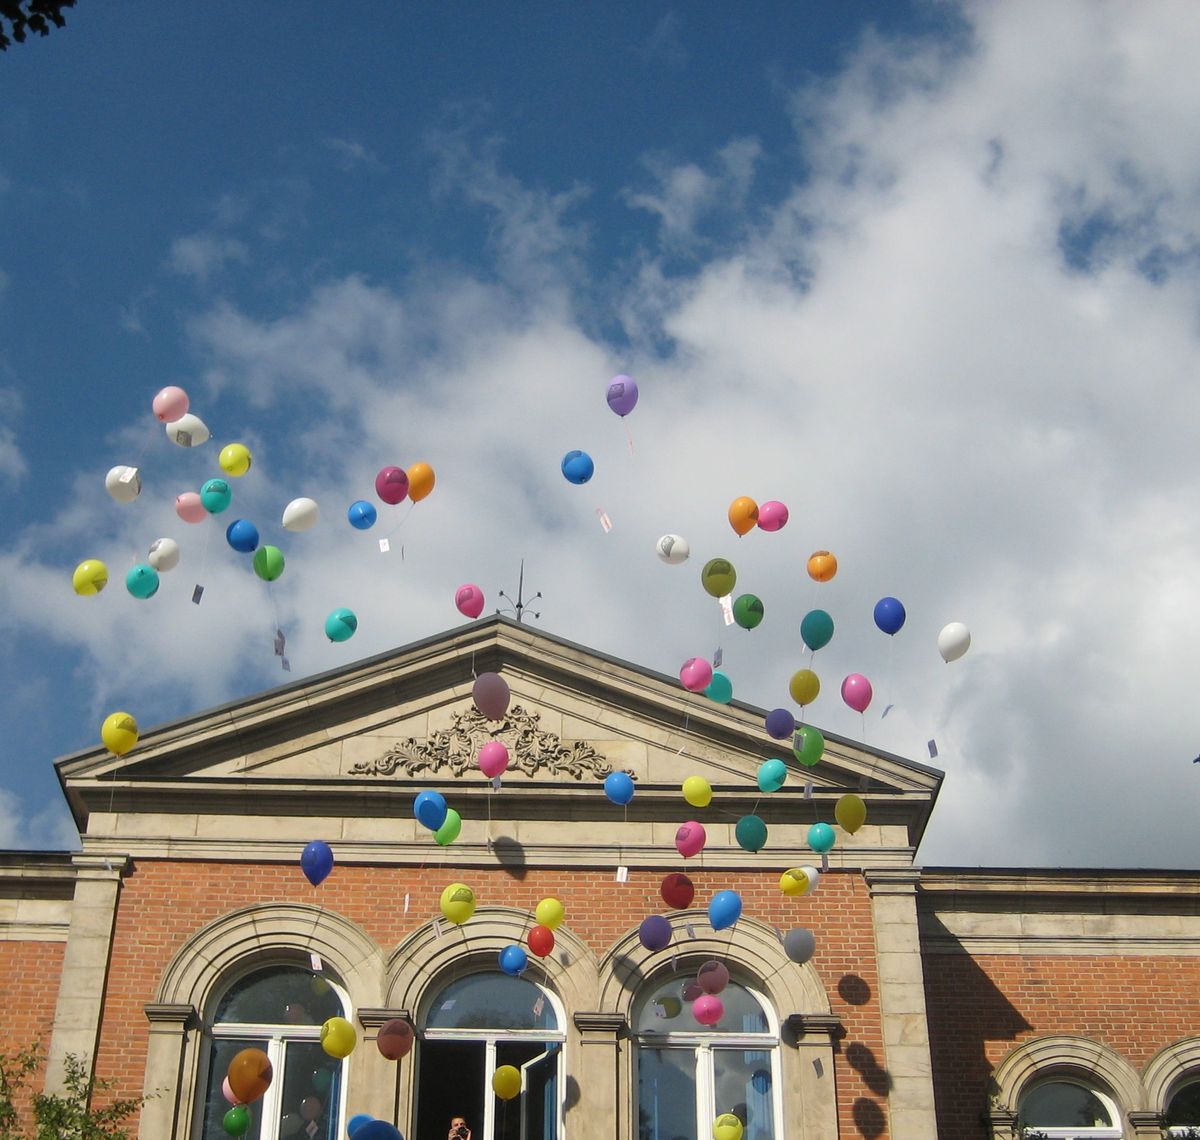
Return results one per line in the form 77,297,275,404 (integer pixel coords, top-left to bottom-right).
473,672,511,721
764,707,796,740
606,375,639,417
638,914,672,952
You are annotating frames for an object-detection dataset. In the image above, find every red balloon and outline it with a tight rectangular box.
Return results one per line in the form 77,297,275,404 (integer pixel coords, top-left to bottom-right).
300,1096,323,1123
473,672,511,720
528,924,555,957
377,1018,415,1061
660,872,695,909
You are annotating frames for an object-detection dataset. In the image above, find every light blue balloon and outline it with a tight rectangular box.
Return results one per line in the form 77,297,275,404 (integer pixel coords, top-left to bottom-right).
707,889,743,931
347,500,377,530
604,771,635,806
807,822,836,854
125,563,160,599
325,608,358,642
704,671,734,704
199,477,232,514
757,758,787,793
498,943,528,976
413,790,447,831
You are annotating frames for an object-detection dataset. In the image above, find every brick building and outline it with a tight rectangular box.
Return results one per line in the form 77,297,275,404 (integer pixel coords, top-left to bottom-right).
2,617,1198,1139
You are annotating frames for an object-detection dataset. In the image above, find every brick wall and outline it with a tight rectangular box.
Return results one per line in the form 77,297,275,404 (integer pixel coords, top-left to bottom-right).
0,940,66,1130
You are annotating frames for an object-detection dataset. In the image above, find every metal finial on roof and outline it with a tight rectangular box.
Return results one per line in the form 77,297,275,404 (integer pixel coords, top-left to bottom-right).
497,560,542,624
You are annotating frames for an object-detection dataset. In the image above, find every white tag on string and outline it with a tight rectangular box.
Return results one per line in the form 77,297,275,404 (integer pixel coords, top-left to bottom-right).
684,924,697,940
434,920,445,941
821,854,829,871
379,538,390,553
882,703,894,719
719,594,734,625
274,629,286,657
596,508,613,533
713,647,723,668
440,999,456,1011
281,657,291,673
403,893,411,914
774,927,785,944
927,739,939,758
532,995,545,1017
491,776,502,792
615,865,629,883
118,466,139,483
191,584,204,605
804,781,814,799
310,952,323,972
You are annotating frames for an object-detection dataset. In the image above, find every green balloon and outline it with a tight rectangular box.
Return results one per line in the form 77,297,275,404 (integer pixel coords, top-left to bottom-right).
223,1105,251,1137
701,558,737,598
435,807,462,846
735,814,768,853
253,545,285,581
793,724,825,768
732,594,764,630
800,609,834,652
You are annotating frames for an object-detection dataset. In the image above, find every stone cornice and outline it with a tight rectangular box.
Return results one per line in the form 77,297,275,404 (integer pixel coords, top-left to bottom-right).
785,1013,842,1038
71,852,128,881
573,1011,626,1035
919,867,1200,896
921,933,1200,956
144,1002,197,1027
357,1008,411,1029
864,867,922,896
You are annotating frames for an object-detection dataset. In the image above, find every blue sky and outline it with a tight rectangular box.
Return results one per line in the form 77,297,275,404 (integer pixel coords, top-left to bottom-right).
3,1,1200,866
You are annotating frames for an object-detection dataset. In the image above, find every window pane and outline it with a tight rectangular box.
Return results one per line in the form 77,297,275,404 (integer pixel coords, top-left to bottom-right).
276,1040,342,1140
634,977,768,1035
214,966,344,1026
425,974,558,1031
713,1050,775,1140
198,1037,264,1140
1167,1080,1200,1125
1021,1081,1114,1126
494,1041,559,1140
638,1048,697,1140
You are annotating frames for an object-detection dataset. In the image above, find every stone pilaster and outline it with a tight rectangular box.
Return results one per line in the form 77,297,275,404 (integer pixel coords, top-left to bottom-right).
138,1003,196,1140
355,1008,412,1129
986,1107,1019,1139
784,1014,842,1139
573,1012,626,1140
1127,1110,1165,1137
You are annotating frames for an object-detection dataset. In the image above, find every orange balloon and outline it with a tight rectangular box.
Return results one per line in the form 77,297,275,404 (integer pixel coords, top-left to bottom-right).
807,550,838,582
408,462,436,502
227,1048,273,1104
728,497,759,537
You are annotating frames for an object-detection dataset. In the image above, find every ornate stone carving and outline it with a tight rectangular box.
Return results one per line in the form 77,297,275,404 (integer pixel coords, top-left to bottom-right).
350,704,626,781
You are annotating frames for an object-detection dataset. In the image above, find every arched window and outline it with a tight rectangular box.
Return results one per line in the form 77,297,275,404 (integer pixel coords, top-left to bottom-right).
195,962,350,1139
1017,1078,1122,1139
1166,1078,1200,1135
634,971,782,1140
416,972,565,1140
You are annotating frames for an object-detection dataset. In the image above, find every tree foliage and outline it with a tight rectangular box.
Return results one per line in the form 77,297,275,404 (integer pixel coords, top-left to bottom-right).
0,1,75,52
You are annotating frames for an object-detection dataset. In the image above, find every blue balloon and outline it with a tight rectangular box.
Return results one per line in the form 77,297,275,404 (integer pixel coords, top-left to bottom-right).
604,771,635,806
352,1123,403,1140
764,707,795,740
705,671,734,704
808,822,836,854
413,790,448,831
300,840,334,886
225,519,260,553
561,450,595,484
499,943,528,977
757,758,787,793
708,889,743,931
873,596,906,636
348,1115,375,1137
638,914,672,951
348,500,378,530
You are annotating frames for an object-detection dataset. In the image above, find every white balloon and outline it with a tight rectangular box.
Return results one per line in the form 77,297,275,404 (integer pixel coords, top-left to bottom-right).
165,413,210,448
282,497,320,532
104,465,141,504
656,534,690,565
937,622,972,663
147,537,181,572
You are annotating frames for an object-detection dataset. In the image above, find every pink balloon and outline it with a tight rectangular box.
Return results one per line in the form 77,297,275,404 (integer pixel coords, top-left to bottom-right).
757,500,789,532
473,672,511,720
675,821,707,858
478,740,510,778
841,673,873,714
375,466,409,505
175,491,207,523
692,994,725,1026
455,584,485,619
679,657,713,693
152,386,189,423
222,1076,240,1105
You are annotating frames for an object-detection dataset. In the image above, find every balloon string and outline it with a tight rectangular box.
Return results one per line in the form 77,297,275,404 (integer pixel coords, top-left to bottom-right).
624,422,635,456
378,500,415,547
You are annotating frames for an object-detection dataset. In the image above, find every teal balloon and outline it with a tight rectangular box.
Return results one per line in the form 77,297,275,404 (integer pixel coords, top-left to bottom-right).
200,477,232,514
807,822,836,853
125,563,160,599
735,814,768,853
732,594,764,630
705,671,734,704
800,609,834,652
325,608,358,642
757,758,787,793
793,725,824,768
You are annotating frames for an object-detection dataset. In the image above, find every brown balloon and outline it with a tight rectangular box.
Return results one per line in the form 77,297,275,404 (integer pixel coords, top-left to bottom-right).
227,1048,273,1104
472,672,510,721
377,1017,415,1061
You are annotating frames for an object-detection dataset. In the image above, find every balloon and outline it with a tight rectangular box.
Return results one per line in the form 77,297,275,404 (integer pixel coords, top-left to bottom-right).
779,866,820,897
498,944,528,977
352,1123,403,1140
679,658,714,693
376,1018,415,1061
101,712,138,756
223,1105,251,1136
681,776,712,809
347,500,377,530
226,519,260,553
473,672,511,720
836,793,867,835
200,478,232,514
175,492,206,523
675,821,706,858
873,596,906,636
604,771,635,806
325,608,358,642
734,815,767,853
727,497,759,537
707,890,742,931
807,550,837,582
147,538,180,572
218,443,253,477
321,1016,356,1059
692,994,724,1025
681,980,704,1003
713,1114,743,1140
301,1096,324,1122
492,1065,521,1101
300,840,334,886
152,385,189,422
800,609,834,652
606,374,639,416
841,673,873,714
789,669,820,707
700,558,736,598
104,465,141,504
347,1115,374,1137
535,897,564,930
227,1048,272,1104
704,671,733,703
697,960,730,995
784,927,817,964
407,462,435,502
732,594,764,630
764,708,795,741
638,914,672,952
375,466,409,505
126,563,160,599
414,790,448,831
528,924,555,957
793,724,825,768
654,996,682,1019
478,740,509,779
222,1076,239,1105
434,808,462,846
807,822,836,854
660,872,694,909
455,584,485,619
938,621,972,662
253,545,285,581
72,559,108,596
440,882,476,925
561,450,594,484
655,534,690,565
756,501,788,532
282,497,320,531
165,412,210,447
750,1070,771,1095
757,758,787,793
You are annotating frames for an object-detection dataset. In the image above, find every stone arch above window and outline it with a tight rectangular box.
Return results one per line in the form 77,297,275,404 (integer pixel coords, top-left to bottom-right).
1144,1036,1200,1122
990,1034,1144,1120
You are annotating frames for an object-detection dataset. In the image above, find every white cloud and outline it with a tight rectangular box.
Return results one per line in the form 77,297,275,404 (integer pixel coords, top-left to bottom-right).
167,233,249,283
323,136,382,172
0,387,26,480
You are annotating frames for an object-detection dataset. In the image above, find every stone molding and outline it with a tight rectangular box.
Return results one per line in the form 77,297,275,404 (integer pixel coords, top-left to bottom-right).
573,1011,626,1035
143,1002,197,1027
989,1034,1145,1117
864,867,921,895
1142,1035,1200,1114
357,1007,412,1029
785,1013,842,1039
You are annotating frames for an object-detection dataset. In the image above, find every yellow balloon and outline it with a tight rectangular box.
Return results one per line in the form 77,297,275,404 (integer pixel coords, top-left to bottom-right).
320,1015,357,1059
535,897,564,930
835,793,867,835
492,1064,521,1101
218,442,253,477
440,882,477,925
789,668,820,707
806,550,838,583
73,560,109,596
682,776,712,809
727,496,758,537
408,461,436,502
779,866,819,897
100,711,138,756
713,1114,744,1140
